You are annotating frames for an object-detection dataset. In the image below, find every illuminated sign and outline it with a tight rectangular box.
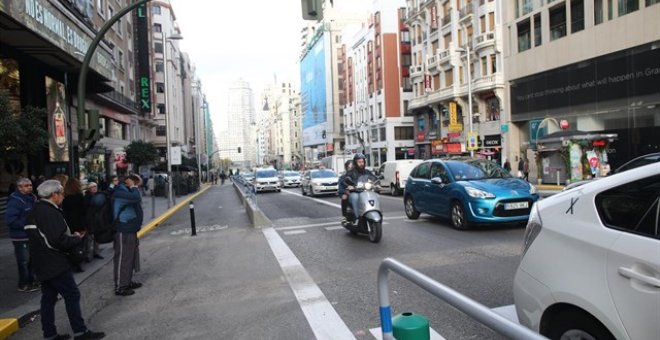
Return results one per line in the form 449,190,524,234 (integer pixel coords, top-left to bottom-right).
136,3,152,113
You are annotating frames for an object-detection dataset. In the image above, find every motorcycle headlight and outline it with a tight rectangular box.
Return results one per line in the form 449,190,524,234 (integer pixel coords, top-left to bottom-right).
528,184,538,194
465,187,496,199
364,182,373,190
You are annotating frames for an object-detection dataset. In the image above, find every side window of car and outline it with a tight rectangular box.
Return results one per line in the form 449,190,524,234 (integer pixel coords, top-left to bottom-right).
430,163,450,183
595,174,660,239
416,163,431,180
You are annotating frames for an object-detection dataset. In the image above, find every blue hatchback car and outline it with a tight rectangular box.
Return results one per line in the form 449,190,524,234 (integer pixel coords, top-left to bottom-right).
404,158,540,229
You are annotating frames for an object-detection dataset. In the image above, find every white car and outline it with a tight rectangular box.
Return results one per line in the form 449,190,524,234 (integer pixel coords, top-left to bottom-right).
280,171,302,188
301,169,339,197
513,162,660,340
254,169,281,193
375,159,423,196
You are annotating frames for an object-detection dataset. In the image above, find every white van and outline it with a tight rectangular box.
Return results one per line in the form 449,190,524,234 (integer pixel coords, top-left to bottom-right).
375,159,423,196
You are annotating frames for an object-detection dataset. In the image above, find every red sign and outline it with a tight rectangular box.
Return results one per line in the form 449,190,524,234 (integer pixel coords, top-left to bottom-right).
431,140,444,155
592,140,606,147
326,143,334,152
589,156,600,169
446,143,462,153
408,148,416,155
560,119,569,129
417,132,426,142
424,74,432,92
447,132,461,138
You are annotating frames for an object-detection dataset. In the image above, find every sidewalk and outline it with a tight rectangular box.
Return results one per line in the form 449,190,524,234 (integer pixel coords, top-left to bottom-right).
0,185,212,336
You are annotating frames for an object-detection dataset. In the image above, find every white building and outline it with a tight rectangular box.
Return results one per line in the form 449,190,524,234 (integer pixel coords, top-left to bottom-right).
342,0,416,167
219,79,256,169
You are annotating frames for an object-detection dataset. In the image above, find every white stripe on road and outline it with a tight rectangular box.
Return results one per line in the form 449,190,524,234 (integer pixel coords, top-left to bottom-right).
262,227,356,339
283,230,307,236
281,189,342,208
324,226,344,231
274,216,407,231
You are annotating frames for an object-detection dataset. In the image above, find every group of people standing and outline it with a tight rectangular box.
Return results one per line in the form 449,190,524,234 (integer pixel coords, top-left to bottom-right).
503,156,530,181
5,173,146,340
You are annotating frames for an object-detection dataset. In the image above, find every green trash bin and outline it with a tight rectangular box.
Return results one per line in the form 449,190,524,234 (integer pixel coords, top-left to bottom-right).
392,312,430,340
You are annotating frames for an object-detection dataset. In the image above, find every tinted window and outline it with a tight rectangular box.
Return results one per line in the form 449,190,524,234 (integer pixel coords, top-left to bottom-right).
430,163,450,183
285,171,300,177
312,170,337,178
256,170,278,178
447,160,511,180
415,163,431,180
596,174,660,238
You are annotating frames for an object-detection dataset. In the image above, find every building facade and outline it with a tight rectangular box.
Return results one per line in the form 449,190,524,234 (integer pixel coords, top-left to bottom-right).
342,0,416,168
405,0,506,162
504,0,660,178
219,79,255,169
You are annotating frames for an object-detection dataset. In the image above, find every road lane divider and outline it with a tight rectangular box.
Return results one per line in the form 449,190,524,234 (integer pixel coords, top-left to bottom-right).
281,189,342,209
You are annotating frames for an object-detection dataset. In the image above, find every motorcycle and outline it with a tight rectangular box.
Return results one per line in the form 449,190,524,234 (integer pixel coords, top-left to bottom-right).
342,175,383,243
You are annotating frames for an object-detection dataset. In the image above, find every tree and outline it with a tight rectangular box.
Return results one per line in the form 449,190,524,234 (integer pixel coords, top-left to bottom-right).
124,140,158,172
0,93,49,175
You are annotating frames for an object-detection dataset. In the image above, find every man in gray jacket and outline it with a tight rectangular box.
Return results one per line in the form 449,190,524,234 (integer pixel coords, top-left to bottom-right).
112,175,144,296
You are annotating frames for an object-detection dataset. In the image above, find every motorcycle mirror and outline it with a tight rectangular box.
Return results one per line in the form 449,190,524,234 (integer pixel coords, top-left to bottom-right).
431,177,444,185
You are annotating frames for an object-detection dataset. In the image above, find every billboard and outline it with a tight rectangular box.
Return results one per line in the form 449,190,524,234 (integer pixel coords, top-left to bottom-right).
45,76,69,162
300,35,327,146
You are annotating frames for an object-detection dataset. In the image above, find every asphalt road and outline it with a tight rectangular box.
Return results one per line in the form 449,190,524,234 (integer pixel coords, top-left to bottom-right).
12,184,527,339
259,187,525,339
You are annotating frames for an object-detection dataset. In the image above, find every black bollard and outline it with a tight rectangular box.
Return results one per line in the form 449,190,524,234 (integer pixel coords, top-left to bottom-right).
189,201,197,236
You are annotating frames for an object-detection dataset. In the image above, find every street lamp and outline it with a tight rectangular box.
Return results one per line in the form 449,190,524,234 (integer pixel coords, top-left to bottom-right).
456,42,474,157
162,32,183,208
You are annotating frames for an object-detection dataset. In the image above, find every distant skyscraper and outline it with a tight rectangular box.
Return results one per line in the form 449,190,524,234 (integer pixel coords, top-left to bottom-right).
219,79,256,168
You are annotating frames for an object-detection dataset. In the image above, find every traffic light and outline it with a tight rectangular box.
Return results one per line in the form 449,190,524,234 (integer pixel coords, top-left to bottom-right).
237,146,242,153
321,130,326,139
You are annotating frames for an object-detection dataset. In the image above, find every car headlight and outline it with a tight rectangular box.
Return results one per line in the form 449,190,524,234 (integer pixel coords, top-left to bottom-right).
521,203,543,257
528,184,538,194
364,182,373,190
465,187,495,199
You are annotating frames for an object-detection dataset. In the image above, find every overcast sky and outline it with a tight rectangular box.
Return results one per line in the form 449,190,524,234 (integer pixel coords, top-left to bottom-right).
169,0,306,136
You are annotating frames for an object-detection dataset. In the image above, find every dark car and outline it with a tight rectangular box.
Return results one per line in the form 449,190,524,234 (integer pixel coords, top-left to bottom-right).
404,158,539,230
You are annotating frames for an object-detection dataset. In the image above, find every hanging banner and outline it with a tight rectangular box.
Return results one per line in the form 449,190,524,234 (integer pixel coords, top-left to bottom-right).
46,76,69,162
467,132,479,151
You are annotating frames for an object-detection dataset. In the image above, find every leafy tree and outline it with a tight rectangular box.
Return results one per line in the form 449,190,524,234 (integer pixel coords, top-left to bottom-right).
124,140,159,171
0,93,49,174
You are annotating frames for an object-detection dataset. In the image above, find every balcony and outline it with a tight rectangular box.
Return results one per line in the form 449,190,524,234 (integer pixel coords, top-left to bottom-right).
472,73,504,92
459,5,473,21
441,14,451,27
409,65,423,78
474,32,495,50
96,90,139,115
427,54,438,69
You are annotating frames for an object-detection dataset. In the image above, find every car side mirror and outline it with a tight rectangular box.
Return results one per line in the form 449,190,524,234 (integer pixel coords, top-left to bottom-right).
431,177,444,185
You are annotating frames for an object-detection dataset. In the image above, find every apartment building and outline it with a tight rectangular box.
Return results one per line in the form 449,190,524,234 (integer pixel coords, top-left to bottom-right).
405,0,505,162
504,0,660,174
342,0,416,167
219,79,256,169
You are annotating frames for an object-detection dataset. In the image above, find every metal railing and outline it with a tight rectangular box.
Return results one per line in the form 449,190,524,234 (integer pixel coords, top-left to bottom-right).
377,258,547,340
232,175,257,205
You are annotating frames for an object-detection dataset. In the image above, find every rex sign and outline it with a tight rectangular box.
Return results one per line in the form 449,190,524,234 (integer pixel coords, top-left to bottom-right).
136,3,151,113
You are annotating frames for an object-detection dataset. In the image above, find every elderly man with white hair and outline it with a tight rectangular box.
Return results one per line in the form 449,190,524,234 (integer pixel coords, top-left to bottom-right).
25,180,105,340
4,177,38,292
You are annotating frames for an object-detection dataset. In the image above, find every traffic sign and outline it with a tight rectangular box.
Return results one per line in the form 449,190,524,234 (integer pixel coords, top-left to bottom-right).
467,132,479,151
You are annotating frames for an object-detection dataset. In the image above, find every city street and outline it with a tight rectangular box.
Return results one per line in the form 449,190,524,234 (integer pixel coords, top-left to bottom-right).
11,183,525,339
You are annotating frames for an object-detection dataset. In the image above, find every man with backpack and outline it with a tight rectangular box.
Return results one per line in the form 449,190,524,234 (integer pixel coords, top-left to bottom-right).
112,175,143,296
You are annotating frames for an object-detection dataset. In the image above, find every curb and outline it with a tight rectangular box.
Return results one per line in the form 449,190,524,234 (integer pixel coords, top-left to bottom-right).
233,182,271,227
0,185,213,339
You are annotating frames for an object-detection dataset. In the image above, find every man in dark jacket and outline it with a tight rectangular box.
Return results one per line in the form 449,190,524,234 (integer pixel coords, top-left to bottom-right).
5,177,38,292
337,160,353,221
343,154,377,221
25,180,105,340
112,175,144,296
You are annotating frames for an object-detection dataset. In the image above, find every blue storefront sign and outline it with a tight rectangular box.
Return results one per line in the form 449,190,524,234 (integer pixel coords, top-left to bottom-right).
529,119,547,149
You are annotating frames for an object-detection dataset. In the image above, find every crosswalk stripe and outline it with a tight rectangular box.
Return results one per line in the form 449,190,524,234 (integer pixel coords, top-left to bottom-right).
283,230,307,236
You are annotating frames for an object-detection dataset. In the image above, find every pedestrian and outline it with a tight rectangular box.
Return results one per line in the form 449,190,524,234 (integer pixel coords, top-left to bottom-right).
84,182,104,260
523,158,530,182
146,175,155,196
220,172,226,185
106,175,119,194
503,158,511,174
517,156,525,178
4,177,39,292
112,175,144,296
62,179,88,272
25,180,105,340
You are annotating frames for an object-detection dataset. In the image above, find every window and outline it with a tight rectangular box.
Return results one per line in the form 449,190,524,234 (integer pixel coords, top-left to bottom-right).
117,18,123,35
401,31,411,42
403,76,412,92
480,15,486,33
534,14,542,46
117,50,124,69
415,163,431,179
380,127,386,141
430,163,450,183
404,100,412,116
152,5,161,15
618,0,639,15
154,23,162,32
571,0,585,32
378,103,383,119
481,56,488,76
444,68,453,87
459,66,464,84
155,42,163,54
107,5,114,29
395,127,414,140
443,33,451,49
488,12,495,31
522,0,534,15
97,0,106,17
157,103,166,114
371,128,378,142
517,19,531,52
549,4,567,41
490,54,497,73
430,111,439,131
594,0,604,24
155,61,164,72
156,82,164,93
647,0,660,5
596,175,660,238
608,0,613,20
156,126,166,136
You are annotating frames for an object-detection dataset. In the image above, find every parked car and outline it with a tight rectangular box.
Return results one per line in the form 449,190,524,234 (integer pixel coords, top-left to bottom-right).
514,162,660,340
404,158,539,229
375,159,423,196
301,169,339,197
280,171,302,188
563,152,660,191
254,168,281,193
241,172,255,184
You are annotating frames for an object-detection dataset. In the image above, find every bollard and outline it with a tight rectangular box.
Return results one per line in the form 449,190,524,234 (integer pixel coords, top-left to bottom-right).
151,194,156,219
392,312,430,340
189,201,197,236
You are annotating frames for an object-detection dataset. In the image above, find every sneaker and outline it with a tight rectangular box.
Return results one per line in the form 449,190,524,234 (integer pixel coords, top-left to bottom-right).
52,334,71,340
17,284,39,293
73,329,105,340
114,288,135,296
128,281,142,289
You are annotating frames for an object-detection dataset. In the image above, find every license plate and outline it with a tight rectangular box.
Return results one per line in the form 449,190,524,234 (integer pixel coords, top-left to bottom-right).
504,202,529,210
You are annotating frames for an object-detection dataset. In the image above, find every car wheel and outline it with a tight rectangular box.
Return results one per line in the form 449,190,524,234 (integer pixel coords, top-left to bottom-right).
277,189,281,192
404,196,420,220
545,309,615,340
451,201,469,230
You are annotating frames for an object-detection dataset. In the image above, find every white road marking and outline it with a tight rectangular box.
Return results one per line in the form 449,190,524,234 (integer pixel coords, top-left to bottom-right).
378,195,405,201
281,189,342,208
262,227,355,339
324,226,344,231
276,221,341,231
491,304,519,323
283,230,307,236
369,327,446,340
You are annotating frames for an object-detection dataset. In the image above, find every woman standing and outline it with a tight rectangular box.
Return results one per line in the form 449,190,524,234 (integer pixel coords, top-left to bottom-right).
62,178,88,272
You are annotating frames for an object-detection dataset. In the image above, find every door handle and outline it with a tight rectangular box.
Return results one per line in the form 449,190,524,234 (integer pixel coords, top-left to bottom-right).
618,267,660,288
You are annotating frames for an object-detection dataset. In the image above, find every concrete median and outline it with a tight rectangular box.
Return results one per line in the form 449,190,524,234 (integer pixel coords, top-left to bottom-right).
233,182,271,227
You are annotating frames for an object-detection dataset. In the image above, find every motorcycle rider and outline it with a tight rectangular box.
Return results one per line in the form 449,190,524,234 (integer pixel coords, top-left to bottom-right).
338,160,353,222
343,153,377,221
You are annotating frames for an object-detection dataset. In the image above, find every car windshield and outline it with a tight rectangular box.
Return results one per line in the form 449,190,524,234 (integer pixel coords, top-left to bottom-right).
311,170,337,178
256,170,278,178
285,171,300,177
447,160,511,180
244,173,254,178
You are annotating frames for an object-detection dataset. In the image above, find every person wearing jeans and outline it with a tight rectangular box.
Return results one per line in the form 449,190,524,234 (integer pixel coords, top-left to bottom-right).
4,177,38,292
